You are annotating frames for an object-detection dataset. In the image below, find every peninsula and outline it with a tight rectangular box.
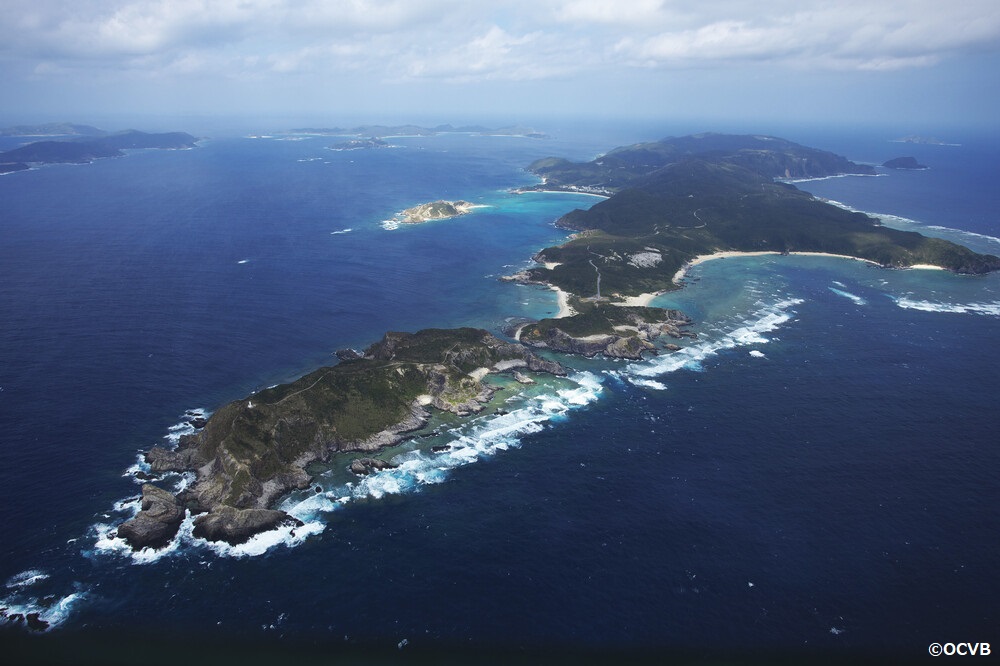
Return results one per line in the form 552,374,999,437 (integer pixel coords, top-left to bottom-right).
120,328,565,548
0,129,198,174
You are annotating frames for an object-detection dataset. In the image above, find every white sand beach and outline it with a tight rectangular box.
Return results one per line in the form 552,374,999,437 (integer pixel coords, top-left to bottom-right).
671,250,888,284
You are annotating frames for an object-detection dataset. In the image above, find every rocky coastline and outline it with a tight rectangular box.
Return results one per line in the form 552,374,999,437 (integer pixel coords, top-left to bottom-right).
394,200,476,225
118,328,567,549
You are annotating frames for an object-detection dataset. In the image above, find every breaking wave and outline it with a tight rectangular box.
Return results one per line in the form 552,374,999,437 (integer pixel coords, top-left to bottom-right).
829,287,867,305
891,297,1000,316
626,298,804,380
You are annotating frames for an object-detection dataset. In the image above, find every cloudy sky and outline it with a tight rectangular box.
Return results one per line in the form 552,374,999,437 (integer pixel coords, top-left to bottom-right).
2,0,999,129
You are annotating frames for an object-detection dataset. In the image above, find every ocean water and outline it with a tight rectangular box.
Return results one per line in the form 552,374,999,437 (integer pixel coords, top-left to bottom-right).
1,125,997,660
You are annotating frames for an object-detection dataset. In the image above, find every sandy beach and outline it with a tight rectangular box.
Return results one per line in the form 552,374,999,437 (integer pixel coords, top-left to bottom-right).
671,250,889,284
616,292,661,307
553,286,577,318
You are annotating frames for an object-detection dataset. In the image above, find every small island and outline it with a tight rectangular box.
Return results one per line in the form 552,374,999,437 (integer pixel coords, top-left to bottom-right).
329,137,390,150
392,200,476,225
883,156,928,170
892,135,953,146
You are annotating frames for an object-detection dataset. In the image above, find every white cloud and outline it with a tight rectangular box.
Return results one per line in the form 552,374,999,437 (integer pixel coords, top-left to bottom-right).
1,0,998,83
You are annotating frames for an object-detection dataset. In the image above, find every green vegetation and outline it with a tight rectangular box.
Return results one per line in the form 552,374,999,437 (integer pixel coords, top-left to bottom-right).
525,132,876,194
0,130,198,169
149,328,564,515
523,159,1000,297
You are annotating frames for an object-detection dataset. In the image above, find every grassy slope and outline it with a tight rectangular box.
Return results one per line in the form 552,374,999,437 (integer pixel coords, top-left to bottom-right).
526,160,1000,297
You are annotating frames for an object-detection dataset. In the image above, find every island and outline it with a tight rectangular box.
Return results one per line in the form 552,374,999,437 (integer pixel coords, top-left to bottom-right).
285,123,547,139
0,122,105,137
0,129,199,174
519,132,877,195
329,137,390,150
391,200,476,225
114,131,1000,553
892,135,953,145
883,156,928,170
508,134,999,307
119,328,565,548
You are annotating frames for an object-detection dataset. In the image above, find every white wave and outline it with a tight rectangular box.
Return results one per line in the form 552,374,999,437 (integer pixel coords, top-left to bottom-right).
330,228,353,235
781,173,881,184
926,225,1000,246
828,287,867,305
288,372,604,509
628,378,668,390
823,201,1000,247
5,570,50,589
892,297,1000,316
237,259,249,264
203,520,325,559
0,589,87,631
748,350,766,358
90,512,195,565
112,495,142,516
627,298,803,378
381,219,400,230
162,408,209,446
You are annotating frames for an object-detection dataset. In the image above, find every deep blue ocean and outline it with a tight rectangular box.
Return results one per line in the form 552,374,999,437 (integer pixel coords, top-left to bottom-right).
1,123,997,662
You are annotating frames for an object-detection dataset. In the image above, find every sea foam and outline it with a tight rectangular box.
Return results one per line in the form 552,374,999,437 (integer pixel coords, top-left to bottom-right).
627,298,803,379
891,297,1000,316
828,287,867,305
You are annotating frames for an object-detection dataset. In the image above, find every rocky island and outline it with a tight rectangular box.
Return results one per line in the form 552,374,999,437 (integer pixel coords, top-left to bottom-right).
329,137,390,150
119,328,565,548
883,156,928,169
392,200,477,225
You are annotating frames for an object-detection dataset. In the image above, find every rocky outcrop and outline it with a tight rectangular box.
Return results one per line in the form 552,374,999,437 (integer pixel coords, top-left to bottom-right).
394,200,475,225
191,506,301,545
520,307,693,360
350,457,400,475
883,156,927,170
116,485,186,550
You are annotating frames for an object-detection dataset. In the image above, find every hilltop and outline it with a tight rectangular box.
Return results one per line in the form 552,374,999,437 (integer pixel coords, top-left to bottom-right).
510,135,999,300
522,132,876,195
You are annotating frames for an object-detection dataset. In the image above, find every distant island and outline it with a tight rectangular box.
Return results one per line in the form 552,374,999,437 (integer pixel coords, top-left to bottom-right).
0,128,198,174
519,132,877,196
389,200,477,225
112,131,1000,553
286,123,547,139
892,135,958,146
329,137,390,150
0,122,105,137
883,156,928,170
